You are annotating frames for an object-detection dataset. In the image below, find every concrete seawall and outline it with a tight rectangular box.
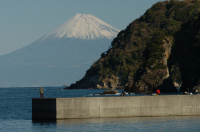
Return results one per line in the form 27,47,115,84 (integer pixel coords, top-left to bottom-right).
32,95,200,120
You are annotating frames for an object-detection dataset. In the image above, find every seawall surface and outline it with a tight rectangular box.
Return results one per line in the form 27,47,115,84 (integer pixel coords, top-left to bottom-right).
32,95,200,119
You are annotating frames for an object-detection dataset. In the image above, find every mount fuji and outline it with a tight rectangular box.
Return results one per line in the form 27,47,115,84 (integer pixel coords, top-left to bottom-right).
0,14,120,87
43,13,119,40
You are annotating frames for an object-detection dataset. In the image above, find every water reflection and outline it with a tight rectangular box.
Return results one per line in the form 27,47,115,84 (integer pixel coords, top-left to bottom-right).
44,116,200,132
31,116,200,132
32,120,57,124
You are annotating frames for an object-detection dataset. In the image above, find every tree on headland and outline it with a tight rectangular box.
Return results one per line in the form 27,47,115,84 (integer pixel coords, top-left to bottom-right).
70,0,200,93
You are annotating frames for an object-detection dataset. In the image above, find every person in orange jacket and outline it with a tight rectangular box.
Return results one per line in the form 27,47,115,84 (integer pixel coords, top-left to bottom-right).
156,88,160,95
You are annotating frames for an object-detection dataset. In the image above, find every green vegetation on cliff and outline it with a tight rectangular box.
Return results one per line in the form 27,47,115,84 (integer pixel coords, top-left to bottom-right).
70,0,200,93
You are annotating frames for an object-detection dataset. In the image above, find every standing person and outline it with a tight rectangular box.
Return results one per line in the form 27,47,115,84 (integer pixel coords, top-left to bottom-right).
39,87,44,98
156,88,160,95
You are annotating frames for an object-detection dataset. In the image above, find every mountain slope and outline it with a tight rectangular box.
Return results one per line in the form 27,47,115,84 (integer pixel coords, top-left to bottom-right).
0,14,120,87
70,1,200,93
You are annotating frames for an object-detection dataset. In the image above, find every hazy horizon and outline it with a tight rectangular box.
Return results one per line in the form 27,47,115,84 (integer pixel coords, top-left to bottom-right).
0,0,165,56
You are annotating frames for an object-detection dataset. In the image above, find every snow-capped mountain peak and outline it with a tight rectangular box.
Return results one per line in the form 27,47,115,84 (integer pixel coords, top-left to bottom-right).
42,13,120,40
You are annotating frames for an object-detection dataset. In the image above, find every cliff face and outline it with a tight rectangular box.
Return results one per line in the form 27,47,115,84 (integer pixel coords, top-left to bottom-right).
70,0,200,93
175,17,200,91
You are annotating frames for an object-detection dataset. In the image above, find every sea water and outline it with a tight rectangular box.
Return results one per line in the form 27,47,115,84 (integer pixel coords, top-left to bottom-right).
0,87,199,132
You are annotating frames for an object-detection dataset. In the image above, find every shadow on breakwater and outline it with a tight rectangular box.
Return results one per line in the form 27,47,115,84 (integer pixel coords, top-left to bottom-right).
31,116,200,126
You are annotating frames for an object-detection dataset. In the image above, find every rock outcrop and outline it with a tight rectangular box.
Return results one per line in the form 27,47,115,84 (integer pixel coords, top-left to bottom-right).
103,88,119,94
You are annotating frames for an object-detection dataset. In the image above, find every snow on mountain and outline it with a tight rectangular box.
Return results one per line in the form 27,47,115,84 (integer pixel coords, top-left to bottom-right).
42,13,120,40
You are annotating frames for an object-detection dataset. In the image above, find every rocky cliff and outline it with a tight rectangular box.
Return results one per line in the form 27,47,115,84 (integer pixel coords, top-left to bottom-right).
70,0,200,93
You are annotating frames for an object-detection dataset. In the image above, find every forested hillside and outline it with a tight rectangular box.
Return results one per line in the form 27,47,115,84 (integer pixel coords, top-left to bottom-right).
70,0,200,93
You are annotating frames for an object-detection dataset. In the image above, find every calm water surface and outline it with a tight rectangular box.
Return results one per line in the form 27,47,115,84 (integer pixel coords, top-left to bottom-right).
0,87,199,132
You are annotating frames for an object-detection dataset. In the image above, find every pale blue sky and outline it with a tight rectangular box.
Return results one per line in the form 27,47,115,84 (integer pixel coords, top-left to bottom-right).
0,0,165,56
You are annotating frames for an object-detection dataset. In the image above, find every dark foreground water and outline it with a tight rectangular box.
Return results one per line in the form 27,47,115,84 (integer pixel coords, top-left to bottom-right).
0,87,199,132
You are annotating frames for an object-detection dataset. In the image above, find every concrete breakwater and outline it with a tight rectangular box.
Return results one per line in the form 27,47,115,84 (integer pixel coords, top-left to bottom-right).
32,95,200,120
